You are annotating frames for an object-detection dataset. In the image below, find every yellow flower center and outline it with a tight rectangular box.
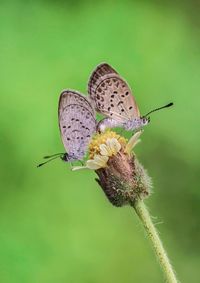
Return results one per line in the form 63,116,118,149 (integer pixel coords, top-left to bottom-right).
89,130,127,159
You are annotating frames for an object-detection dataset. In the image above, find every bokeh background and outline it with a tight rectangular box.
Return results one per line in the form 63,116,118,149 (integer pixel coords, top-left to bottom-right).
0,0,199,282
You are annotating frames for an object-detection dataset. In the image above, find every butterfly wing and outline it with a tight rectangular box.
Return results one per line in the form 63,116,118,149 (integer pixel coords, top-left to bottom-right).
88,63,140,123
58,90,96,159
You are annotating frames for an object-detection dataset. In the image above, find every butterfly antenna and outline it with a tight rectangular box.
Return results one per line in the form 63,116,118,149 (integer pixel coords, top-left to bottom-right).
37,155,63,168
43,153,64,159
144,102,173,117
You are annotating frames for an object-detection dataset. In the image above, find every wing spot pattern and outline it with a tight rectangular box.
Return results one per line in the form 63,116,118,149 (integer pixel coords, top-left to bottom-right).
117,101,123,106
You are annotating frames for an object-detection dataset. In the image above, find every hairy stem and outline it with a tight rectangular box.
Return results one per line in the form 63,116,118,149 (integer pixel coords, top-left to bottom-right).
132,199,179,283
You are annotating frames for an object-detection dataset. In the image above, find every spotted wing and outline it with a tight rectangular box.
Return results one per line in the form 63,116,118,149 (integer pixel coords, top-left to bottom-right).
88,63,140,122
58,90,96,159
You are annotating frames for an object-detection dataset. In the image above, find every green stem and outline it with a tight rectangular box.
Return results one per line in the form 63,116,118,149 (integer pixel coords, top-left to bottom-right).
132,199,179,283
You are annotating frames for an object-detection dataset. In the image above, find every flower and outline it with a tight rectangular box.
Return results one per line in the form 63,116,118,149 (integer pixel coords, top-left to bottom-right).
73,130,141,171
72,130,127,171
73,130,151,207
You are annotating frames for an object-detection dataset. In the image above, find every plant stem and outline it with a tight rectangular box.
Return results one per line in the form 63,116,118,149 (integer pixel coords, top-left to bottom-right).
132,199,179,283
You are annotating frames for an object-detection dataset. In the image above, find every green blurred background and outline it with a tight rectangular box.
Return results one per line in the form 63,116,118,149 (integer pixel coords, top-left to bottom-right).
0,0,199,282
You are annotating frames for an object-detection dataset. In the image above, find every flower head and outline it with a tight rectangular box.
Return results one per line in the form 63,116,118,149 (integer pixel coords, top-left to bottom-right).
73,130,151,206
73,130,127,170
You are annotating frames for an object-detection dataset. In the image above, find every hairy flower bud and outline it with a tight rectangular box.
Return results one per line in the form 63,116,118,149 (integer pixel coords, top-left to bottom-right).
95,147,151,207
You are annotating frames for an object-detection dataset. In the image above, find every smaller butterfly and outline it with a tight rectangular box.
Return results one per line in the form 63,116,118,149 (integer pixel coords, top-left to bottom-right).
88,63,173,132
37,90,96,167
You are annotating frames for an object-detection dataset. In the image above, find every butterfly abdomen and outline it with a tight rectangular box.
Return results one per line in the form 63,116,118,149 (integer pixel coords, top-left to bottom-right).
97,118,122,133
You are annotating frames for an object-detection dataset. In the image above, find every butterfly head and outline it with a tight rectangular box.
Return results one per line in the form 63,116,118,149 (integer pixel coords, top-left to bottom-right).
141,116,150,126
61,152,84,162
61,153,75,162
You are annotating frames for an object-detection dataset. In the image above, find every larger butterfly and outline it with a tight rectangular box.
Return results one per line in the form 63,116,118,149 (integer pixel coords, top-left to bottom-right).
88,63,173,132
38,90,96,167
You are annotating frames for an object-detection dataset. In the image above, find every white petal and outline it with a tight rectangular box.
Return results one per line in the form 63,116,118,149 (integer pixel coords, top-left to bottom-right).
110,138,121,152
105,138,121,155
86,160,102,170
105,139,115,155
93,155,109,166
106,138,113,148
125,130,142,154
100,144,109,156
72,166,89,171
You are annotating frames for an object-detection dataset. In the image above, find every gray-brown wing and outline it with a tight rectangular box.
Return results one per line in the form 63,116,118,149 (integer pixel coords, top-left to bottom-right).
58,90,96,159
88,63,140,123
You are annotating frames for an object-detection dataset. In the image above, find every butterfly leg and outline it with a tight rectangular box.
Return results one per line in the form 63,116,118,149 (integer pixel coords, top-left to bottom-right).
79,160,84,166
69,160,84,170
69,162,74,169
125,130,143,154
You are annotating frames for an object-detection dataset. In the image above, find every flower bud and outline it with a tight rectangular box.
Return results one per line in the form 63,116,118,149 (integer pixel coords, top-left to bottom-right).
95,149,151,207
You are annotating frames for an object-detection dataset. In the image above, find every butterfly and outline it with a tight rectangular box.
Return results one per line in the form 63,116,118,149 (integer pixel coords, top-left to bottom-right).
37,90,96,167
88,63,173,132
